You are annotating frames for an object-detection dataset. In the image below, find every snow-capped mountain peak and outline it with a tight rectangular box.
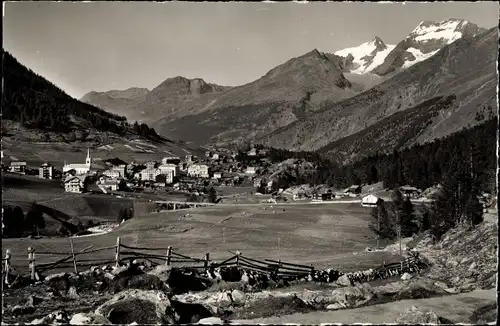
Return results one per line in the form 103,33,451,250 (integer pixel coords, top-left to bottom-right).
407,18,471,44
334,37,395,74
371,18,486,75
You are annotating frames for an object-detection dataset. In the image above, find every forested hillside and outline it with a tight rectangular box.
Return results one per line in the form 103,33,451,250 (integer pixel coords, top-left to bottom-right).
259,118,497,193
2,50,158,139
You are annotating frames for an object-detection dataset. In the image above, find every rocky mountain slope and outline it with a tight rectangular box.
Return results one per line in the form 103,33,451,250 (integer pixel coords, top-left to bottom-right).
150,50,362,145
262,27,498,153
334,37,396,74
80,87,149,122
371,19,486,76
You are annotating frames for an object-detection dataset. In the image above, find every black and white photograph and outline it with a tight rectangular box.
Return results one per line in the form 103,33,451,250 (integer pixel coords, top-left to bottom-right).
1,1,498,324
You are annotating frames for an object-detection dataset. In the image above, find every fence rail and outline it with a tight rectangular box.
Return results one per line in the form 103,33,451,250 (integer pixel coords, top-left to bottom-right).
2,236,423,284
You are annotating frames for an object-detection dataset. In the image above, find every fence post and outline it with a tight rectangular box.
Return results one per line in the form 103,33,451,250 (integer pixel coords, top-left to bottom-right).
4,249,11,285
236,251,241,267
70,239,78,274
28,247,36,281
166,246,172,266
115,237,121,267
204,253,210,272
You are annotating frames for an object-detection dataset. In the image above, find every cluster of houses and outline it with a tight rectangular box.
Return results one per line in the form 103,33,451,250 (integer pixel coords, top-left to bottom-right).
1,146,271,195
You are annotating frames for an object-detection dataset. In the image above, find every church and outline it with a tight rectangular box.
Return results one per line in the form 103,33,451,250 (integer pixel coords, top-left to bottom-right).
63,148,93,175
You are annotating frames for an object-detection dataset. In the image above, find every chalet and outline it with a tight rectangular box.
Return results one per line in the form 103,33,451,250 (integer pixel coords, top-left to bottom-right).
9,161,27,174
400,186,421,198
362,194,382,207
187,164,209,178
64,175,88,193
213,172,223,180
212,153,220,160
38,162,54,179
162,156,181,165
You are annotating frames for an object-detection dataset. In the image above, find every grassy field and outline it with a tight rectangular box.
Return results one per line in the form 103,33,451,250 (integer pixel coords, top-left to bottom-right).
2,203,401,275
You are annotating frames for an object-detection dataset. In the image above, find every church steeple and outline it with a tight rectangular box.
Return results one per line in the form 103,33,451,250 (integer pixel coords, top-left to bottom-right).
86,148,92,165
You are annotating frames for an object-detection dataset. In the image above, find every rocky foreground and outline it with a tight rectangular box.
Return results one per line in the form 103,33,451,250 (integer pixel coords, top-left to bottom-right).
1,221,497,325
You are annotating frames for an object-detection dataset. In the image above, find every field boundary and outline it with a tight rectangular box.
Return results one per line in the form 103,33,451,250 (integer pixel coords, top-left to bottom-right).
2,236,426,285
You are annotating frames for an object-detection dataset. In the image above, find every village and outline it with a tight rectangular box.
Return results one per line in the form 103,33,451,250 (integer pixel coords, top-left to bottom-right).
1,145,429,208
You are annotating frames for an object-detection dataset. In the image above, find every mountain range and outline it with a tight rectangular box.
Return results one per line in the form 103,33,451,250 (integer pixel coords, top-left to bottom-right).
68,19,499,161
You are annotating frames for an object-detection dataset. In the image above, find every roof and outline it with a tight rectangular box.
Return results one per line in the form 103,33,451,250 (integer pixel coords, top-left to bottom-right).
11,161,27,166
401,186,419,191
64,175,87,183
64,164,89,169
104,157,128,166
362,194,381,204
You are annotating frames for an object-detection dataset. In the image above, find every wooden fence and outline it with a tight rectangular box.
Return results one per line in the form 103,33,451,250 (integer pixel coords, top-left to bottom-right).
2,236,423,283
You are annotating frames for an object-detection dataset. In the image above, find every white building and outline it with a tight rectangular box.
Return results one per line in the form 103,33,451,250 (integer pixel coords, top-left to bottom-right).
213,172,222,179
103,169,121,179
361,194,382,207
187,164,209,178
39,162,54,179
9,161,27,174
159,163,178,177
212,153,220,160
245,166,257,174
64,175,88,193
138,168,162,181
63,148,93,175
111,165,126,178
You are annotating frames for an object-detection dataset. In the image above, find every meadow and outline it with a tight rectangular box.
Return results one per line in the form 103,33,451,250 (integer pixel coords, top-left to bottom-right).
2,202,401,275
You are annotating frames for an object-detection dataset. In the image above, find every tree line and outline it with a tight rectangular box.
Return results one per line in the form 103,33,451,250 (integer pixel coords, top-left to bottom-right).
2,202,46,238
254,117,496,194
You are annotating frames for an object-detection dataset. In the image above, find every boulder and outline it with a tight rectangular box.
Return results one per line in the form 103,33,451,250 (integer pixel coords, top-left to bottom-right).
336,274,352,287
147,264,172,283
328,283,374,309
401,272,412,280
170,300,214,324
110,274,171,294
231,289,246,306
44,272,68,283
395,306,441,324
395,278,448,300
111,265,130,277
216,291,233,308
69,312,111,325
30,310,71,325
67,286,79,299
95,289,176,324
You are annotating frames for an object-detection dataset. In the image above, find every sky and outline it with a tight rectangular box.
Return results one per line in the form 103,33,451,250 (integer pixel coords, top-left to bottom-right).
3,1,498,99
